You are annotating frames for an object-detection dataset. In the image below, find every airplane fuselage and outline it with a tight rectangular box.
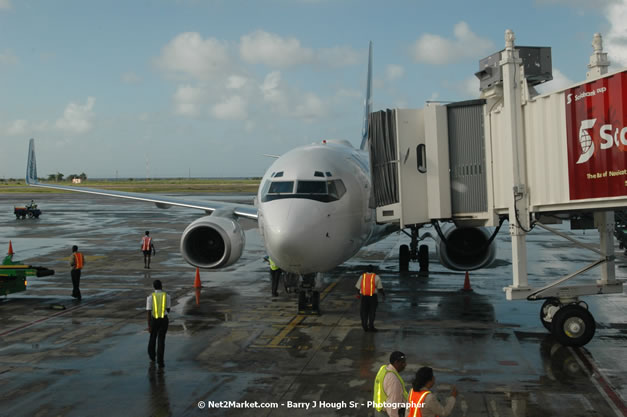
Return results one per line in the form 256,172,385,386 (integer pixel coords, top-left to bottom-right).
256,140,386,274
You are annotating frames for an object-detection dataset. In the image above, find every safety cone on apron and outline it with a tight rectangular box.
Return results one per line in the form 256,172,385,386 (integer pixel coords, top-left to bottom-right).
462,271,473,291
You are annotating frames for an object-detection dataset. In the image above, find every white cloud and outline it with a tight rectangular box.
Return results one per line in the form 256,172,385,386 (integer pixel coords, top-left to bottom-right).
385,64,405,81
156,32,231,80
411,22,494,65
316,46,361,67
6,119,27,135
240,30,314,68
121,72,141,84
462,76,479,98
260,71,287,105
240,31,360,68
226,75,247,89
173,84,206,117
211,95,248,120
535,68,574,94
0,49,18,67
0,0,11,10
55,97,95,134
292,93,326,121
604,1,627,68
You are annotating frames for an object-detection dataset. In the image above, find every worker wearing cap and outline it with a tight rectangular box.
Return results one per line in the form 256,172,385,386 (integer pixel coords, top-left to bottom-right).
356,264,385,331
373,351,408,417
70,245,84,300
146,279,171,367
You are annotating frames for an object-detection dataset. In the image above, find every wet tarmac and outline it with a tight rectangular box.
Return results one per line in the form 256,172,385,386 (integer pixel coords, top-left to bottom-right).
0,193,626,417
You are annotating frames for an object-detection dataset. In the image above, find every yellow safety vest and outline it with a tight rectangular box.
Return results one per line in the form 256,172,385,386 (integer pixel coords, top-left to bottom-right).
269,258,280,271
151,292,167,319
373,364,408,411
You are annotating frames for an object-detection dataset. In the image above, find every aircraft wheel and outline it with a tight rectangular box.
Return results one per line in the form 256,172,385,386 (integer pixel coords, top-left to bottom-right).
418,244,429,271
551,304,596,347
298,291,306,311
399,244,409,272
312,291,320,314
540,298,561,331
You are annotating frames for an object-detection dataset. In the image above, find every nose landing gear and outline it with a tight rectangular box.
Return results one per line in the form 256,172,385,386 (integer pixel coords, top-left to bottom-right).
297,273,321,315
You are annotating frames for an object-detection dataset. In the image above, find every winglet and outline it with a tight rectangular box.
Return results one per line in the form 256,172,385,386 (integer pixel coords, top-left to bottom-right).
26,138,38,184
359,41,373,151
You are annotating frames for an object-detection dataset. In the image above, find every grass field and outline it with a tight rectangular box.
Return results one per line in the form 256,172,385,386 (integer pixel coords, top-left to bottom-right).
0,178,261,194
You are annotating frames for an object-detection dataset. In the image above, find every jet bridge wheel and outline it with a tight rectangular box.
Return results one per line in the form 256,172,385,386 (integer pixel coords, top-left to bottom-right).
399,245,410,272
540,298,561,331
551,304,596,347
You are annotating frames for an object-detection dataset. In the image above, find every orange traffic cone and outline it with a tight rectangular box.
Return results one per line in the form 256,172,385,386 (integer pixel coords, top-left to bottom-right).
462,271,473,291
195,288,201,305
193,267,202,288
7,240,14,255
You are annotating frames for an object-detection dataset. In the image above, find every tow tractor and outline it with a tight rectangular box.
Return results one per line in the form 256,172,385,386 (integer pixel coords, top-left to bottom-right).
14,201,41,219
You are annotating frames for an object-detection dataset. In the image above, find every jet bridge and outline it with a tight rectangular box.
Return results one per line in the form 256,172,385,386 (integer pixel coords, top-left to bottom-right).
369,31,625,347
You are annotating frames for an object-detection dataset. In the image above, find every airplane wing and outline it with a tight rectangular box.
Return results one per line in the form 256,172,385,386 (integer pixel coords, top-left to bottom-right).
25,139,258,221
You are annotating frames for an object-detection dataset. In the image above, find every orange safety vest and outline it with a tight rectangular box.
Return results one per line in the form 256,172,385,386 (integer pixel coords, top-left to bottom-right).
141,236,152,251
361,273,376,296
407,389,432,417
73,252,84,269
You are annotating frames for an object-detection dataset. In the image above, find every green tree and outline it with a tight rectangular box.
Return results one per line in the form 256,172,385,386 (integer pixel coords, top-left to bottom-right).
79,172,87,181
55,172,64,182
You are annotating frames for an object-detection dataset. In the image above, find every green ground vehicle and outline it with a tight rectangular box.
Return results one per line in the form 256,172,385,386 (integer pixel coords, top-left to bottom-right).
0,264,54,296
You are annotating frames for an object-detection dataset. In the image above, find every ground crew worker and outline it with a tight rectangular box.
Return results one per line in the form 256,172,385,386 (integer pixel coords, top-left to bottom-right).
141,231,156,269
356,265,384,331
266,256,281,297
70,245,84,300
407,367,457,417
146,279,171,367
373,351,408,417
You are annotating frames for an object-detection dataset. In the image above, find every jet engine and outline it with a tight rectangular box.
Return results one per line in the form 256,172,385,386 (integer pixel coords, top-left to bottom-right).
435,225,496,271
180,216,245,269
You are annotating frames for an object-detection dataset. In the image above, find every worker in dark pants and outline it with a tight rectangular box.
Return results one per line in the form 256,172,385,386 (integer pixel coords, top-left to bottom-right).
146,279,171,367
356,265,384,332
264,256,282,297
70,245,84,300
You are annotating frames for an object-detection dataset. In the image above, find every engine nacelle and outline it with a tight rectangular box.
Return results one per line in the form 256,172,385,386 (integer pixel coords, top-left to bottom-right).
180,216,245,269
435,225,496,271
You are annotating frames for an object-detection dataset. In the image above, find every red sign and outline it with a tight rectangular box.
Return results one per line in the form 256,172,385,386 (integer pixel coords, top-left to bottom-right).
566,70,627,200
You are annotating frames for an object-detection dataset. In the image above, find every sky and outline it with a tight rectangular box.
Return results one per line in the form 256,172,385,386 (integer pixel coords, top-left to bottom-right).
1,0,626,179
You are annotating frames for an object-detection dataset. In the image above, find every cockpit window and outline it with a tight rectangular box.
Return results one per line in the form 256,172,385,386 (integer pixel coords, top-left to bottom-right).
268,181,293,193
261,179,346,203
297,181,327,194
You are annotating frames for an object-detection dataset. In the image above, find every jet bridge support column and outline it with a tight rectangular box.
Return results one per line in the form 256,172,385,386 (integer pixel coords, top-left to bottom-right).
501,30,531,296
588,33,617,287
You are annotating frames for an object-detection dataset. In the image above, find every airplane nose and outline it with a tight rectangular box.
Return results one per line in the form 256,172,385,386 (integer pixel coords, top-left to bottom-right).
262,200,325,272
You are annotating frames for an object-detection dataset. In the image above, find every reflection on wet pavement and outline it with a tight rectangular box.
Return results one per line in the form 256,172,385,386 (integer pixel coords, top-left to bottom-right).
0,193,625,416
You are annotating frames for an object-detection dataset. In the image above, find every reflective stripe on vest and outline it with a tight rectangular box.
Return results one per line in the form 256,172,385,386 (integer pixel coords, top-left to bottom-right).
142,236,152,251
372,364,408,411
361,273,375,296
407,389,431,417
152,292,167,319
74,252,84,269
269,258,279,271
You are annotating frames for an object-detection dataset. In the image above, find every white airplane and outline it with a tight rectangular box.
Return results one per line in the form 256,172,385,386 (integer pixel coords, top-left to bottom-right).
26,43,496,311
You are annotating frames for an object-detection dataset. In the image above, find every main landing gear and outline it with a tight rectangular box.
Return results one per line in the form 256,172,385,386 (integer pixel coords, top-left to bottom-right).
399,226,429,272
539,298,596,347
